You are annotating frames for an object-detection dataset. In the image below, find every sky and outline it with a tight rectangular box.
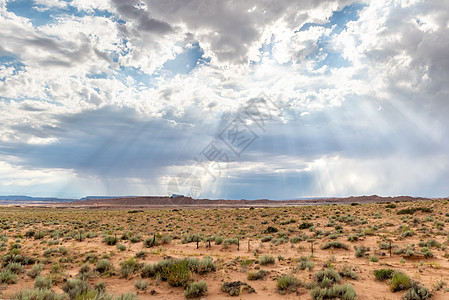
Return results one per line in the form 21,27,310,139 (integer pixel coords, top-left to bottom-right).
0,0,448,199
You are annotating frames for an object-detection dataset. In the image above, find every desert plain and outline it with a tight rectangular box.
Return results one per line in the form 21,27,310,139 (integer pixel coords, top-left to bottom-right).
0,196,448,299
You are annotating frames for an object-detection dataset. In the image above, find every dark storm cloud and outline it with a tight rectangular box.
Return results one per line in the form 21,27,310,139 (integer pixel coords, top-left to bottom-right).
111,0,173,34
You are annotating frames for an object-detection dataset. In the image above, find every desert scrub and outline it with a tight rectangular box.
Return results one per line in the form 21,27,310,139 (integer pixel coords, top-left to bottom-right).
62,279,90,299
390,271,412,292
6,262,25,274
221,281,255,296
297,256,315,271
339,265,358,280
321,241,349,250
403,281,431,300
120,258,141,278
259,255,275,265
247,270,267,280
214,236,223,245
188,256,216,274
315,268,341,287
368,255,379,262
181,233,201,244
103,235,118,245
27,263,44,278
141,263,156,278
185,281,208,298
133,279,149,291
159,259,191,287
374,269,395,281
13,288,64,300
117,244,126,251
96,259,113,275
277,275,301,293
299,222,314,230
77,264,92,280
261,235,273,242
143,236,159,247
310,283,356,300
0,269,18,284
34,276,52,290
354,246,370,257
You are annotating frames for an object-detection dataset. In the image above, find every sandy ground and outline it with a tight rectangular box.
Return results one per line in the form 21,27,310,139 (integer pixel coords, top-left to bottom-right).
0,200,449,299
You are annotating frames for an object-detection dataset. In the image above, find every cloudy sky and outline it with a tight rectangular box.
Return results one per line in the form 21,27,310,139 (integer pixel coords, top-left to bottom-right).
0,0,448,199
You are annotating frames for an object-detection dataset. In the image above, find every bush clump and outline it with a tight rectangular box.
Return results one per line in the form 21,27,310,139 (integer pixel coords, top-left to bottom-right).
259,255,275,265
34,276,52,290
390,272,412,292
247,270,268,281
403,281,431,300
13,288,64,300
27,263,44,278
96,259,113,275
321,241,349,250
310,283,356,300
374,269,395,281
221,281,255,296
277,275,301,293
62,279,90,299
103,235,118,245
185,281,208,298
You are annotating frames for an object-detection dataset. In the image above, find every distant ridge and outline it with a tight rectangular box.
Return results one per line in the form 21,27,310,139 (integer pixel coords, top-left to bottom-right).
70,195,444,207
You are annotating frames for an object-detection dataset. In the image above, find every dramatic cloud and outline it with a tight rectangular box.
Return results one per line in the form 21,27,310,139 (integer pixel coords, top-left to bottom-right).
0,0,448,199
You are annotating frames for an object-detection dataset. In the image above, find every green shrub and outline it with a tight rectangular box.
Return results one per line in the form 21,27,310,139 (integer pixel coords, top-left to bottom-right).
27,263,44,278
355,246,370,258
339,266,358,280
374,269,395,281
221,281,255,296
135,251,147,259
259,255,275,265
6,262,25,274
403,281,431,300
264,226,279,233
159,260,191,287
185,281,208,298
321,241,349,250
34,276,52,290
96,259,113,275
116,244,126,251
261,235,273,242
78,264,91,280
143,236,159,247
133,279,148,291
0,269,18,284
390,272,412,292
141,263,156,278
214,236,223,245
62,279,90,299
314,268,341,288
369,256,379,262
103,235,118,245
298,256,315,271
13,288,64,300
247,270,267,280
119,258,140,278
277,275,301,293
310,283,356,300
188,256,216,274
299,222,314,230
181,234,201,244
223,238,239,246
114,292,139,300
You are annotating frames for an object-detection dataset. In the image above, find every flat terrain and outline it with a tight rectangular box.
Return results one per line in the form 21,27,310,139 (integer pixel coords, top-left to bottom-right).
1,198,449,299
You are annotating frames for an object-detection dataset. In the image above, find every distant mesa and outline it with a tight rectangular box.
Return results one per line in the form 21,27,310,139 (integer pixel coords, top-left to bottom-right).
170,194,184,198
